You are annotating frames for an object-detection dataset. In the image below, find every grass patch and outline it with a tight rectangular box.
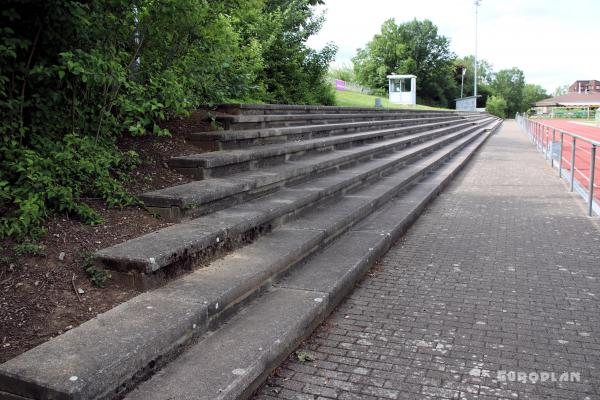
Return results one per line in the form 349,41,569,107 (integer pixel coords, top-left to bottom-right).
334,90,447,110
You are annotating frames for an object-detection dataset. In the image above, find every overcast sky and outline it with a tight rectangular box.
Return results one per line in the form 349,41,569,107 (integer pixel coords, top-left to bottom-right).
307,0,599,93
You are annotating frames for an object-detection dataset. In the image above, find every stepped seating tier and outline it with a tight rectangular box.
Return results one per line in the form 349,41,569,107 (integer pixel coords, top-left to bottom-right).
172,117,489,179
216,103,480,116
216,111,459,130
0,104,501,400
98,118,495,282
142,118,491,221
191,115,474,150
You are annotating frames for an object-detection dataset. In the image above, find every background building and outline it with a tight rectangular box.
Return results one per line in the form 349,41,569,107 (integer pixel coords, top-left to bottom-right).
534,92,600,117
568,80,600,93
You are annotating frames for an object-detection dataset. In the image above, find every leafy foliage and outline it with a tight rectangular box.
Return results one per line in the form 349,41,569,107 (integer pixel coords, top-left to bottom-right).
328,65,356,84
553,84,569,97
259,0,337,105
352,19,457,107
13,242,46,257
521,84,549,111
453,55,494,106
486,96,508,118
82,254,111,288
0,0,335,241
490,68,526,118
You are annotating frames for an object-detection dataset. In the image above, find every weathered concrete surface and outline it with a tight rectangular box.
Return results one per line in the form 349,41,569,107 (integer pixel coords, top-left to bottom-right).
253,120,600,400
219,113,462,130
171,119,478,169
192,116,468,151
125,288,328,400
215,103,461,116
0,292,208,400
142,121,468,213
154,228,326,318
96,125,486,274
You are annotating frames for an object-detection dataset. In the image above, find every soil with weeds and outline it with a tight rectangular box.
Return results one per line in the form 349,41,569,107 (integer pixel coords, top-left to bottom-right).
0,112,211,363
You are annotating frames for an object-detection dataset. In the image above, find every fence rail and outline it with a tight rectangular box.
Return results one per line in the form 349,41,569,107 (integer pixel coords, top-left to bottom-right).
516,114,599,216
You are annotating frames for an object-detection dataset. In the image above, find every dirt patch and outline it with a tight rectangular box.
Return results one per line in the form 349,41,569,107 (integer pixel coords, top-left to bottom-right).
0,113,211,364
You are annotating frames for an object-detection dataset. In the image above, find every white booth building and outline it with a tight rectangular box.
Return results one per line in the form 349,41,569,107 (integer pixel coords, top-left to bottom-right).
387,74,416,105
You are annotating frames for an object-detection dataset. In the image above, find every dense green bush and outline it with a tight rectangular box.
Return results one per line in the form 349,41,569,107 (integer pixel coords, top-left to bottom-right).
486,96,508,119
0,0,336,240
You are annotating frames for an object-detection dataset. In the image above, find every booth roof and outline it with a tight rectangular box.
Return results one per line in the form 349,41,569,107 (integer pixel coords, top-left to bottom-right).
386,74,417,79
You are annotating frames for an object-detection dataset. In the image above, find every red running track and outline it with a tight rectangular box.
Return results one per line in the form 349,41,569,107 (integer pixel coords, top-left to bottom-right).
536,120,600,201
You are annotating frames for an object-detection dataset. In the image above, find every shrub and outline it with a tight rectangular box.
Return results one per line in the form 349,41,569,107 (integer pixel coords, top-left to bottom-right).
486,95,508,119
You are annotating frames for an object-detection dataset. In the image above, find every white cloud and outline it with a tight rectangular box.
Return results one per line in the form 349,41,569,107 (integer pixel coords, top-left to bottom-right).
308,0,600,92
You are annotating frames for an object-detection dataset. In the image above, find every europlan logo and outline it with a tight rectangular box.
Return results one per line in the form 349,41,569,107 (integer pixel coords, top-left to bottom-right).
497,370,581,384
469,366,581,385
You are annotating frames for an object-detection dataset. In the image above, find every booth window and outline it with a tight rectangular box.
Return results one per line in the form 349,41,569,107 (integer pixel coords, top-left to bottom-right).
391,78,412,93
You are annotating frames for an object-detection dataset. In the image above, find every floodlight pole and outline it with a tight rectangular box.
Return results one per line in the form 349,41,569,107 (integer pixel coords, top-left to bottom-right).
474,0,481,98
461,67,467,98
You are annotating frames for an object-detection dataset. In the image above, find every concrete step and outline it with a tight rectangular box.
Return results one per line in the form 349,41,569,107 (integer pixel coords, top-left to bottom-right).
124,288,327,400
97,122,493,284
215,103,457,116
190,115,467,150
216,111,465,130
0,118,501,400
120,120,502,400
171,118,488,179
141,118,492,221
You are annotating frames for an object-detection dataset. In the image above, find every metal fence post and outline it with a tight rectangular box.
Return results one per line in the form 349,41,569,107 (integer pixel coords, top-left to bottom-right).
589,145,597,216
551,129,556,168
544,127,548,160
559,132,564,178
570,137,576,192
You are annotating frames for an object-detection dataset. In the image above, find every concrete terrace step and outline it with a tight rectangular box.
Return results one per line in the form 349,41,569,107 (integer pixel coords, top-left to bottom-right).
121,120,502,400
141,118,493,221
0,118,501,400
216,111,461,130
171,118,487,179
97,121,494,283
124,288,326,400
216,103,456,116
190,115,466,150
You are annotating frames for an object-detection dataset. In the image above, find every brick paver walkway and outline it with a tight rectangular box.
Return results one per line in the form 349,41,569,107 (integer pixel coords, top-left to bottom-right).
253,121,600,400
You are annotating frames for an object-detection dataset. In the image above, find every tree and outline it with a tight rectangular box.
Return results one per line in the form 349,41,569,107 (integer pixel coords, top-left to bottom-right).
486,96,507,118
454,55,493,95
352,19,457,107
553,84,569,96
521,84,548,111
453,55,494,106
258,0,337,105
491,68,525,117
